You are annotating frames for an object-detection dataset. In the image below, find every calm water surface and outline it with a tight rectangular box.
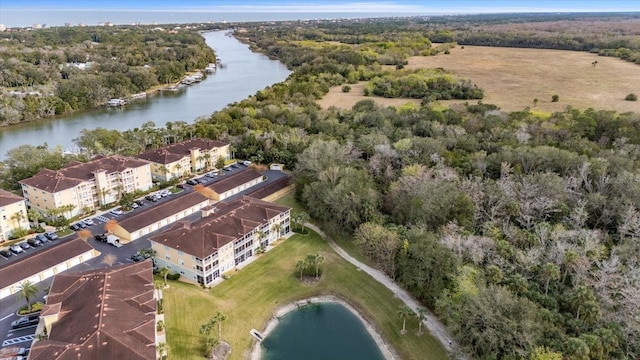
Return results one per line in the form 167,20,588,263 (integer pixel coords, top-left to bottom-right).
261,302,385,360
0,31,291,159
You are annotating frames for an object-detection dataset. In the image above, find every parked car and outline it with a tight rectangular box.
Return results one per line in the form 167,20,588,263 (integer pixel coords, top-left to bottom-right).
0,249,13,259
144,195,156,202
109,208,123,216
19,242,31,250
131,202,139,209
135,200,145,206
231,163,239,168
131,253,144,262
35,234,49,243
223,167,231,172
186,179,199,185
94,234,108,242
206,172,217,178
9,244,23,254
45,232,58,240
243,160,252,166
69,224,80,231
27,238,42,247
77,222,87,228
82,218,95,225
11,316,38,329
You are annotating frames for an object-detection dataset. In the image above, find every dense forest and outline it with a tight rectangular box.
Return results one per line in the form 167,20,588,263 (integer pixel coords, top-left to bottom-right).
2,15,640,360
0,26,216,125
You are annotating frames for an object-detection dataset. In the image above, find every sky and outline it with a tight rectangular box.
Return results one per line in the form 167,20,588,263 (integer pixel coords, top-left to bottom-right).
2,0,640,13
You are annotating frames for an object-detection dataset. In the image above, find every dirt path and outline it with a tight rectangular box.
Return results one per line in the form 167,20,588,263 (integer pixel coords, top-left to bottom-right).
304,223,465,358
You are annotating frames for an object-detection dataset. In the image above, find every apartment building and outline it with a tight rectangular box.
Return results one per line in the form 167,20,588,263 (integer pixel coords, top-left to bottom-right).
149,196,291,287
0,189,29,243
19,155,153,217
136,138,230,181
30,261,158,360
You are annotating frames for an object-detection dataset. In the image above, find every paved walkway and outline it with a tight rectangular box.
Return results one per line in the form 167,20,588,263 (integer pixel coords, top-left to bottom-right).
305,223,464,357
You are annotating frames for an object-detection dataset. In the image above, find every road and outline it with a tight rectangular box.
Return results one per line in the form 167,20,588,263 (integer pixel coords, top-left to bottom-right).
304,223,467,359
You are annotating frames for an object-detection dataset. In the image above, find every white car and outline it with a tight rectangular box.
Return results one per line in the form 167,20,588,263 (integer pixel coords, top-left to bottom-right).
110,208,124,216
10,244,24,254
82,218,95,225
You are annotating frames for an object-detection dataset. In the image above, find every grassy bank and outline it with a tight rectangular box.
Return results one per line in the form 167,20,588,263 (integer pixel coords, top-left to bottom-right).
164,231,448,360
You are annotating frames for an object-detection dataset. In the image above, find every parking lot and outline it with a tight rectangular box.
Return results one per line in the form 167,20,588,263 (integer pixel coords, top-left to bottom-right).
0,163,286,352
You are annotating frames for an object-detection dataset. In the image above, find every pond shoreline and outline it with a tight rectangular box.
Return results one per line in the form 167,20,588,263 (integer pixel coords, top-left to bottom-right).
250,295,398,360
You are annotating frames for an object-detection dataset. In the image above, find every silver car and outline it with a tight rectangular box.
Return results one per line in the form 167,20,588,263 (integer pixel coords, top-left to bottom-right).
10,244,24,254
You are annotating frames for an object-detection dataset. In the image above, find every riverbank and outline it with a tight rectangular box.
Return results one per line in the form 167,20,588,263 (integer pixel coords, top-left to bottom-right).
0,31,291,160
250,295,398,360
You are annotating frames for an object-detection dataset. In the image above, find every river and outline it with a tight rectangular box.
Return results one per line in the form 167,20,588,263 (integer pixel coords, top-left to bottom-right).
0,31,292,160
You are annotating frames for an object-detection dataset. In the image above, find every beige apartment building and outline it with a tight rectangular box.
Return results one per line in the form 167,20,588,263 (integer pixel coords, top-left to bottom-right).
136,138,230,181
19,155,153,217
0,189,29,243
149,196,291,287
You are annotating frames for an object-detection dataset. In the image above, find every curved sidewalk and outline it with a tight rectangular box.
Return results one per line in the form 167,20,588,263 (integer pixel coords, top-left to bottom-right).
305,223,462,357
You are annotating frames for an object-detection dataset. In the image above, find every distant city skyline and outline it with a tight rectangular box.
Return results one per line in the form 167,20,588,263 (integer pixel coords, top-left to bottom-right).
3,0,640,13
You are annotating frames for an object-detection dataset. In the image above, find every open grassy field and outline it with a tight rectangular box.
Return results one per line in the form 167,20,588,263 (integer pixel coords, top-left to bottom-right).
163,231,448,360
319,46,640,113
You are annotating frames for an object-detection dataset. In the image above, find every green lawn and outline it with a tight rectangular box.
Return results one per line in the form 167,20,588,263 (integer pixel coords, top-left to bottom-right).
164,231,448,360
275,192,373,265
272,191,306,217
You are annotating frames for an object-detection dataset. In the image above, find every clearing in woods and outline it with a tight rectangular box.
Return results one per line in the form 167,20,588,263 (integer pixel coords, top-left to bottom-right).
318,45,640,113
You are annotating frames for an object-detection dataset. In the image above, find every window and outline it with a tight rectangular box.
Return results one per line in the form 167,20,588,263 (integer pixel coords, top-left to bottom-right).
178,250,183,256
165,255,171,260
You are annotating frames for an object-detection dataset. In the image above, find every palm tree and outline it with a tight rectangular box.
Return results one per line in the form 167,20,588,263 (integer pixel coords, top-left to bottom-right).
540,262,560,295
256,230,267,249
213,311,227,340
159,267,171,287
296,260,307,280
297,212,310,233
157,342,169,360
203,153,212,171
314,253,324,279
305,254,317,277
27,208,43,226
10,211,26,229
199,318,219,357
272,223,283,238
158,165,170,181
416,307,428,335
397,305,413,335
16,280,39,312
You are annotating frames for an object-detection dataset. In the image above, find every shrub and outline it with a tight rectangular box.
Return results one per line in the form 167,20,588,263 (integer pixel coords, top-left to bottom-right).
167,273,181,281
18,301,44,315
341,85,351,93
157,299,164,314
625,93,638,101
156,320,165,332
551,94,559,102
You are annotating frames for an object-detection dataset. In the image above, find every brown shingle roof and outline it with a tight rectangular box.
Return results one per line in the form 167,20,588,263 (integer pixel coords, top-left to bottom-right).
19,155,150,192
207,169,263,194
0,238,93,290
29,261,156,360
118,192,210,232
136,138,228,164
0,189,24,207
149,196,290,258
